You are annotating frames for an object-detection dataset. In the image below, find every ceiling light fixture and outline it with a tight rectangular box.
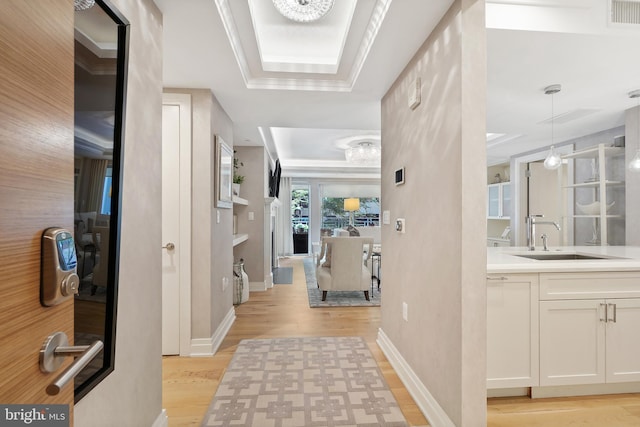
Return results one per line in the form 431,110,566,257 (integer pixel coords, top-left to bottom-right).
272,0,335,23
628,89,640,172
543,84,562,170
74,0,96,11
345,141,381,165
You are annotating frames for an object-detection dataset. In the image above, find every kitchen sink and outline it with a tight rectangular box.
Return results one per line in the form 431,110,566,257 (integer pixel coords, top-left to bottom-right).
513,253,615,261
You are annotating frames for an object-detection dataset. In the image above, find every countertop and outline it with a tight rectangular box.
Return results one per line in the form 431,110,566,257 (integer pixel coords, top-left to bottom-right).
487,246,640,274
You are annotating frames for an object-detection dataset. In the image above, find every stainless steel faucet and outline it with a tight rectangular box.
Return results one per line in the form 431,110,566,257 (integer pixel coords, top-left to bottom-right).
541,233,549,251
526,215,561,251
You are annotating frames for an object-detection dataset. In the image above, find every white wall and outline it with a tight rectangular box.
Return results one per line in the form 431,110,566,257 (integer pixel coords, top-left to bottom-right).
75,0,164,424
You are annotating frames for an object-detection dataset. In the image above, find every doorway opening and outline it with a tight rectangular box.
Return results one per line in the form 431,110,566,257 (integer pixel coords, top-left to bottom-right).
292,184,310,254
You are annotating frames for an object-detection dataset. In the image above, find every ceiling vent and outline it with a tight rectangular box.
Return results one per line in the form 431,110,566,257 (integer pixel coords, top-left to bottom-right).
611,0,640,25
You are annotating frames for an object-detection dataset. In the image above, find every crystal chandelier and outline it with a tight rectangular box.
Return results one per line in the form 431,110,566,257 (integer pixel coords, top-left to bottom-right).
272,0,335,23
74,0,96,11
345,142,381,165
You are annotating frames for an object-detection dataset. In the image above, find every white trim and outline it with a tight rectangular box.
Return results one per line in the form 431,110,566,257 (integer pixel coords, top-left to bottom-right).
531,382,640,399
162,92,193,357
151,409,168,427
376,328,455,427
511,144,573,246
249,281,268,292
214,0,392,92
190,307,236,357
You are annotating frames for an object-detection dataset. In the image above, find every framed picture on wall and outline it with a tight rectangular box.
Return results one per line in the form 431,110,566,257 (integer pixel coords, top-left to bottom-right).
215,135,233,208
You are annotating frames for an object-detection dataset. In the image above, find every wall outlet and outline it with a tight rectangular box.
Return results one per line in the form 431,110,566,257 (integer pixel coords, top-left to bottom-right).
402,302,408,321
222,277,229,291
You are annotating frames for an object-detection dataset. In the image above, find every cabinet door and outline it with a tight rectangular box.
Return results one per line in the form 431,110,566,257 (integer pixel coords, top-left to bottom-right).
605,298,640,383
540,300,605,386
487,184,500,218
487,274,539,388
500,183,511,218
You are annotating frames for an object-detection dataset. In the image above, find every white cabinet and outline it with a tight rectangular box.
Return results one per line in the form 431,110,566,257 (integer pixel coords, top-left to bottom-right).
539,272,640,386
487,274,539,388
605,298,640,383
539,299,606,386
487,182,510,219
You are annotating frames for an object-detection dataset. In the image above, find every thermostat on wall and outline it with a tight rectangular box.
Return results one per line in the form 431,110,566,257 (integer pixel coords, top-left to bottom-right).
395,167,405,185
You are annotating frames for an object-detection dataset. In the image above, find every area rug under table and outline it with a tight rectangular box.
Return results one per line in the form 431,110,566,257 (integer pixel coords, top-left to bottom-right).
201,336,407,427
303,257,381,307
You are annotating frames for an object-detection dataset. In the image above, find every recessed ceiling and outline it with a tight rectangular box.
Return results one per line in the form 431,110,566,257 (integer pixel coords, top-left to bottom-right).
249,0,357,74
155,0,640,174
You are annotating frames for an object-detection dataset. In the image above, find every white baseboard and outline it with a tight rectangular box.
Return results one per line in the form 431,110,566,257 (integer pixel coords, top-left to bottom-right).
249,281,267,292
487,387,529,398
531,382,640,398
190,307,236,357
152,409,168,427
377,328,455,427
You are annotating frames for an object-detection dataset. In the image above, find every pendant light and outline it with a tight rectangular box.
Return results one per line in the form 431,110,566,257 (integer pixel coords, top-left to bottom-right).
543,84,562,170
628,89,640,172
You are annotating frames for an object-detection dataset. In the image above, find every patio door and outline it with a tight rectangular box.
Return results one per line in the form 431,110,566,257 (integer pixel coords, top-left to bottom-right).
291,185,310,254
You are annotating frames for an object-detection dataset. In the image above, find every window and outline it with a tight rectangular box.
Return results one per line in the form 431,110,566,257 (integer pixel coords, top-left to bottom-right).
100,166,113,215
321,197,380,229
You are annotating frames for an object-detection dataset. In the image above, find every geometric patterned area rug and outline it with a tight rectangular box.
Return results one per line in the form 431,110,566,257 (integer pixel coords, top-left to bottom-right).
303,257,381,308
201,337,408,427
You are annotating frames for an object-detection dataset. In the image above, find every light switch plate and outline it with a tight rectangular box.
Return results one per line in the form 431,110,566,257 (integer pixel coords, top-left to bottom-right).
248,211,255,221
383,210,390,225
408,77,421,110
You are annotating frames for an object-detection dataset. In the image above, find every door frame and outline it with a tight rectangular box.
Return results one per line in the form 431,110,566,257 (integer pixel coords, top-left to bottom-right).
162,92,192,356
512,145,573,246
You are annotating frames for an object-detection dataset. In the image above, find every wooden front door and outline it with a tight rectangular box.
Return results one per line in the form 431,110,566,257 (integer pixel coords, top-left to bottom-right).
0,0,76,415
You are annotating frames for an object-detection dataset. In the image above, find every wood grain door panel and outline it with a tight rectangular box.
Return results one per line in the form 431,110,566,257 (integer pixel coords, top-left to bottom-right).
0,0,75,407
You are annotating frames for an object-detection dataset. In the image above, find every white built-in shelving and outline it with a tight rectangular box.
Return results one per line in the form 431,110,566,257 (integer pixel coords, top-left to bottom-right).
232,196,249,246
559,143,625,246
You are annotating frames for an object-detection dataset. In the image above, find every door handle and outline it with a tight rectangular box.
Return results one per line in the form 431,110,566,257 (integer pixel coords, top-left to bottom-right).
162,242,175,251
40,332,104,395
600,303,607,322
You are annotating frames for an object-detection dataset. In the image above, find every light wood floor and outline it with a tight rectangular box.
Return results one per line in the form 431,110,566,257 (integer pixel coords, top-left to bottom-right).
162,256,640,426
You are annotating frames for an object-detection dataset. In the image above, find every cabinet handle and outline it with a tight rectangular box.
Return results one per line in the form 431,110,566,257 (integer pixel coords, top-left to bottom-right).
486,276,508,281
600,303,607,322
612,303,617,323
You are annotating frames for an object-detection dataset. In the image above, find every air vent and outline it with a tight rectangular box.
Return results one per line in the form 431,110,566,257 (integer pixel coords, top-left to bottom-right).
611,0,640,25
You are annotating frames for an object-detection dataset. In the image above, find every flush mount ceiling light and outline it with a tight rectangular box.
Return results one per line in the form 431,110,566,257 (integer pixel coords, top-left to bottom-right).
629,89,640,172
272,0,335,23
543,84,562,170
74,0,95,11
345,141,381,165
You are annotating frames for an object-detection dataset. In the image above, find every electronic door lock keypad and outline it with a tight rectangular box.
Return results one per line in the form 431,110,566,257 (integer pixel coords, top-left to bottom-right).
41,227,79,306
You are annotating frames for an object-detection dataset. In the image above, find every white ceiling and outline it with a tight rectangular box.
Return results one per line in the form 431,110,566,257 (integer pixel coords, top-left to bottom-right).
154,0,640,176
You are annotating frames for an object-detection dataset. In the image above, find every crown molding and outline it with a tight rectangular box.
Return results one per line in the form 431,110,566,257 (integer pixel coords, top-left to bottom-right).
215,0,393,92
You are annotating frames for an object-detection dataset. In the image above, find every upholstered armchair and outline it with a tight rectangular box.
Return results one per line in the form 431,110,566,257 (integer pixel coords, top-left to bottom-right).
316,236,373,301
